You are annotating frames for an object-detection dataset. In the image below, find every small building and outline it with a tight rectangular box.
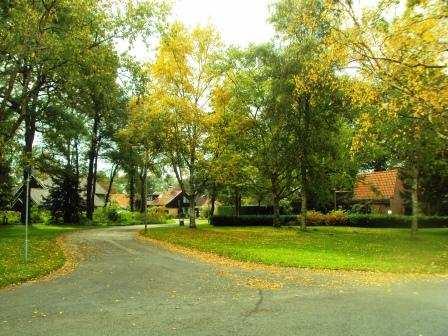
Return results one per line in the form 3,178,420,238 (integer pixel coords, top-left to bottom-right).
151,188,210,217
11,175,107,212
151,188,185,217
353,170,405,215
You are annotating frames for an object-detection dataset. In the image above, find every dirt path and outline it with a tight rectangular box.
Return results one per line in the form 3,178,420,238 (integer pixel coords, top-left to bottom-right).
1,225,447,336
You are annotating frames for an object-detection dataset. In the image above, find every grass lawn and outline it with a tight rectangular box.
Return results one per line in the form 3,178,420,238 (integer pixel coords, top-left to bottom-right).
0,225,76,288
144,225,448,274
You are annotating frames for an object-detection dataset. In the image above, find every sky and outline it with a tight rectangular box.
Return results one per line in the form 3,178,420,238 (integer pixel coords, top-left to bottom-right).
124,0,384,63
171,0,275,47
169,0,381,46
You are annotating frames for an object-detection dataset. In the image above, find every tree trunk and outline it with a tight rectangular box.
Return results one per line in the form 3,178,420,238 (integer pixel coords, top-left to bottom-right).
129,167,136,212
86,113,100,220
104,165,118,207
20,113,36,223
139,166,148,214
300,164,308,231
91,143,99,211
271,176,281,228
411,169,420,237
234,188,241,217
210,187,217,218
273,195,281,228
300,190,308,231
189,195,196,228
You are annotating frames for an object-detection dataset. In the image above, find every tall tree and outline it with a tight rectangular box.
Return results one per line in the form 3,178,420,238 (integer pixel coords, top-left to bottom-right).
338,0,448,235
271,0,352,229
148,23,224,228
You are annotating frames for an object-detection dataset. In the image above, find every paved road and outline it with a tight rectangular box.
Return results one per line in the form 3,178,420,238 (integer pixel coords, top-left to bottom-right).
1,226,448,336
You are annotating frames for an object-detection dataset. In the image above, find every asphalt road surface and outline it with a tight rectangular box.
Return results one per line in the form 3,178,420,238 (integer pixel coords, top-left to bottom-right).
1,226,447,336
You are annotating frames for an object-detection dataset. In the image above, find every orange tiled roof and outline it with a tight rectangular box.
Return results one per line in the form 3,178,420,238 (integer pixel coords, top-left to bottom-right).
152,188,182,206
353,170,399,200
110,194,129,208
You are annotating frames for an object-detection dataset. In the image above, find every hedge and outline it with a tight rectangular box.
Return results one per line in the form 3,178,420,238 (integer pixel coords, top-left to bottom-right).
216,205,289,216
210,213,448,228
210,215,297,227
346,214,448,229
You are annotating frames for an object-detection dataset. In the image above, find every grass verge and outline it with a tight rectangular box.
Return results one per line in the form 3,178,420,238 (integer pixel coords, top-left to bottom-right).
143,225,448,274
0,225,76,288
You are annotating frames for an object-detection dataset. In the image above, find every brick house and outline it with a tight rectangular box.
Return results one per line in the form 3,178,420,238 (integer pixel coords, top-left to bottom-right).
353,170,405,215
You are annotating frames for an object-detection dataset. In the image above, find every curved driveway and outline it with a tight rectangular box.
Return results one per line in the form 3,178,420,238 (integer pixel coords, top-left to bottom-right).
1,226,447,336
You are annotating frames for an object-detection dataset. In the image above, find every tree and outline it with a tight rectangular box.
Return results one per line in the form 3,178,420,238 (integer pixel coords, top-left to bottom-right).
215,45,300,226
148,23,224,228
338,0,448,235
271,0,352,230
44,167,83,224
119,94,164,221
0,0,169,222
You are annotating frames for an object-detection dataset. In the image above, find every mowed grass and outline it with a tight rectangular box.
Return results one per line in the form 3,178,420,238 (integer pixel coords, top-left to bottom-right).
0,225,75,288
145,225,448,274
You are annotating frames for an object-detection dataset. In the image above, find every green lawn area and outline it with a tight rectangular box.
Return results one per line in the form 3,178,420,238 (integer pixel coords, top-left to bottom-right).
144,225,448,274
0,225,75,288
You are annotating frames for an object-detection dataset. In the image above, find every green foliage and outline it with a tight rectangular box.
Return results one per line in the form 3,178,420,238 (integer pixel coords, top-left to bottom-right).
93,206,170,226
212,211,448,229
199,206,211,219
30,207,52,225
146,207,170,224
347,214,448,229
0,156,13,210
0,211,20,225
302,210,347,226
44,169,82,224
301,211,448,229
210,215,297,227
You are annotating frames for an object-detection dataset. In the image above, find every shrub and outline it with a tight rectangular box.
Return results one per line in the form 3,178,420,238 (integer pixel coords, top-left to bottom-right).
0,211,20,225
216,205,290,216
43,168,82,224
325,210,348,226
146,207,169,224
31,207,51,224
216,206,235,216
298,210,348,226
210,215,298,227
347,214,448,229
302,210,327,226
211,212,448,229
199,206,211,219
93,205,128,225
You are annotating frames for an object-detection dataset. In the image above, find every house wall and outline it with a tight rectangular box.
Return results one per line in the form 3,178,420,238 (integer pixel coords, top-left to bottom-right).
371,203,390,214
390,178,405,215
158,207,179,217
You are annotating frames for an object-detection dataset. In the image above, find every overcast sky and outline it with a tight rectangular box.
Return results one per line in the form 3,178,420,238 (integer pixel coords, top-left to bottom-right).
123,0,383,62
170,0,381,46
172,0,275,47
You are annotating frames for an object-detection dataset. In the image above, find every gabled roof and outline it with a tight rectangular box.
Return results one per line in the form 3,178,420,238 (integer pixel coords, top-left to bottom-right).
110,194,129,208
353,170,400,201
152,188,182,206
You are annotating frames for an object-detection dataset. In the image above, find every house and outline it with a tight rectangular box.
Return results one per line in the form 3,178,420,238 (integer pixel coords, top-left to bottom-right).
110,193,129,209
151,188,210,217
151,188,185,216
353,170,405,215
11,175,50,212
11,174,107,212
